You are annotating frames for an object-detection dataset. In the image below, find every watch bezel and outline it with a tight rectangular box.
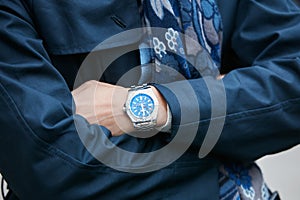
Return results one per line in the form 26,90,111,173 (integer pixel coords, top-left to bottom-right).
123,85,159,130
129,93,155,119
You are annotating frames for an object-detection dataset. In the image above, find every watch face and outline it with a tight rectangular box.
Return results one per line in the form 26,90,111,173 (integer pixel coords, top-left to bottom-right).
130,93,154,118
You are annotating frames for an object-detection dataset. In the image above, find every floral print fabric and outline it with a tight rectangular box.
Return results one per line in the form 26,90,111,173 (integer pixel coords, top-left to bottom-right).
219,163,272,200
138,0,222,84
139,0,274,199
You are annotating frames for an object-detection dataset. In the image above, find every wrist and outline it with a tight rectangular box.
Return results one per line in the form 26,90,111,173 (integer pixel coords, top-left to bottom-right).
150,86,168,128
123,84,168,132
112,87,135,134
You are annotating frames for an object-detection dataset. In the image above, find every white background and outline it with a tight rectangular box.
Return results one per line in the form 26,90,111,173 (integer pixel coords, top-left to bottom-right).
257,145,300,200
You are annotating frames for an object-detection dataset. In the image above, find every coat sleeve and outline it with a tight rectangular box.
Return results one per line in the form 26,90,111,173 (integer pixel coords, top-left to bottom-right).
155,0,300,162
0,0,115,199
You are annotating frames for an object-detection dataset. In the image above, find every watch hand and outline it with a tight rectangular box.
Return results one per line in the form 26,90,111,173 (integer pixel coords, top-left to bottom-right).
141,104,146,117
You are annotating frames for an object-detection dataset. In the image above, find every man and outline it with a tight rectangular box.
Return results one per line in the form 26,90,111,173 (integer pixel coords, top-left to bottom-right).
0,0,299,199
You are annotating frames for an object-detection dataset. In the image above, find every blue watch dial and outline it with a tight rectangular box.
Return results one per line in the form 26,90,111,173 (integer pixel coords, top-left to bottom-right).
130,93,154,118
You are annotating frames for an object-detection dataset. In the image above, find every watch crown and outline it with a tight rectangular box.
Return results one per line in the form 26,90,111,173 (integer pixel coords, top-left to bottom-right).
122,105,126,112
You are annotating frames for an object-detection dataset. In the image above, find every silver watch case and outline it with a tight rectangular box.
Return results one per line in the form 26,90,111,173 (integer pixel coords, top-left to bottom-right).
123,85,159,131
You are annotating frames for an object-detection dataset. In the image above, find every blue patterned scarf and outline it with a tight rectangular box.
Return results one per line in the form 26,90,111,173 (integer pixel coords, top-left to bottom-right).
139,0,276,199
138,0,222,84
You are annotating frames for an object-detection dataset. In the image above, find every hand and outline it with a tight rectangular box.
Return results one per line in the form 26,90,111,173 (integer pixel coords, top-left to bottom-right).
72,80,133,136
72,81,168,136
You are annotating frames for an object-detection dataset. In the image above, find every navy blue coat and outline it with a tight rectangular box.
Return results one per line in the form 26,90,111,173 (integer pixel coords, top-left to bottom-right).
0,0,300,199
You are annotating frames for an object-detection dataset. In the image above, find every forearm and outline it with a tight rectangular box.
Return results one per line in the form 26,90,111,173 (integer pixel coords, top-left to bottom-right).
0,1,117,197
155,0,300,161
72,81,169,136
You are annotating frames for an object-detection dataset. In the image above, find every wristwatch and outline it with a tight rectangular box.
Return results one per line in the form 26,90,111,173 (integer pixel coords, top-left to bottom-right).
123,84,159,131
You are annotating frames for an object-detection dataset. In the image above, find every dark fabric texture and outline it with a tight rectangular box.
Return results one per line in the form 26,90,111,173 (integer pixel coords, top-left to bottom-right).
0,0,299,199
